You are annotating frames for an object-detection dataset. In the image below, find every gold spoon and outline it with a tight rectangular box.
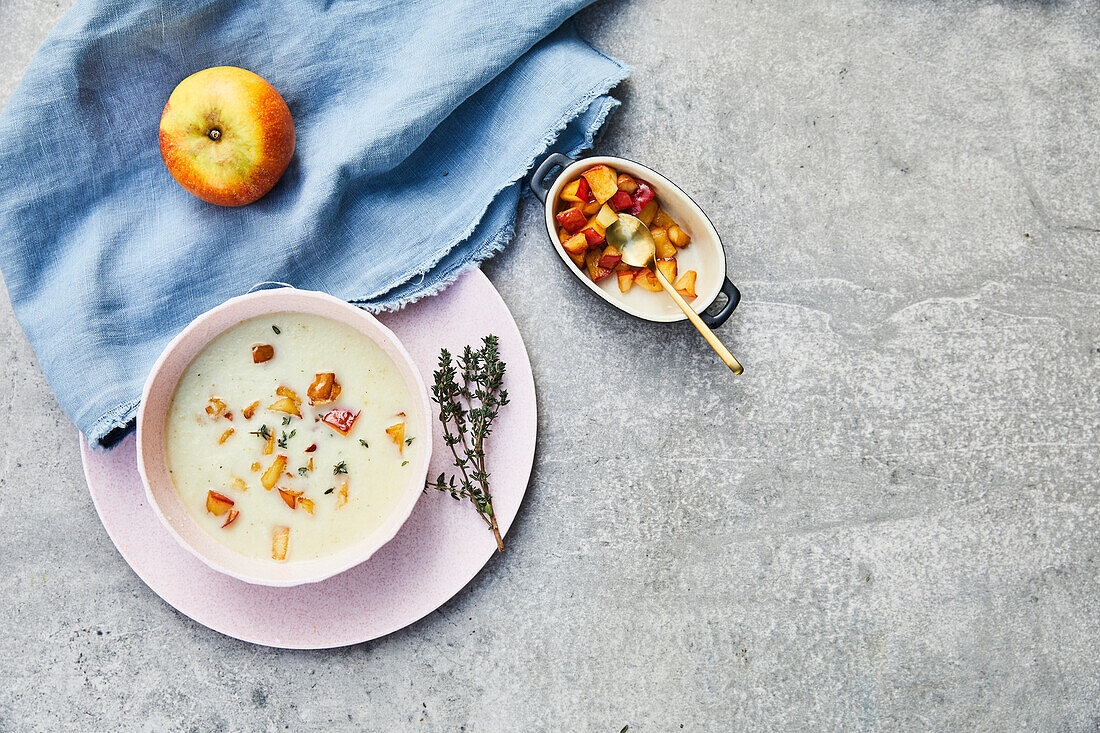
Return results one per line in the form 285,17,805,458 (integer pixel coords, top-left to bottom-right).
606,214,744,374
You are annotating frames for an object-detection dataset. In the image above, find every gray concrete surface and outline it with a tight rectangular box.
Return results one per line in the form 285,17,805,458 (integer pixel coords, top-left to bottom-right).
2,0,1099,730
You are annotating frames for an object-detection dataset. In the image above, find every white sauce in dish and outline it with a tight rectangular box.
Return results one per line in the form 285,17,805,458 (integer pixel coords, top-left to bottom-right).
164,312,418,562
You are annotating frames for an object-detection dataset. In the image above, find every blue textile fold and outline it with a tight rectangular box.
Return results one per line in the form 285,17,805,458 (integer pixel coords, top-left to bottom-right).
0,0,631,447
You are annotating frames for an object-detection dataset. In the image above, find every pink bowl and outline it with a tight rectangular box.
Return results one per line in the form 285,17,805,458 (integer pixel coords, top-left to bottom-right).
136,287,433,587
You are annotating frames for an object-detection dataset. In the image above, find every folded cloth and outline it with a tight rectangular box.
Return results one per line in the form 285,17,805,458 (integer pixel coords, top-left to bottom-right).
0,0,630,447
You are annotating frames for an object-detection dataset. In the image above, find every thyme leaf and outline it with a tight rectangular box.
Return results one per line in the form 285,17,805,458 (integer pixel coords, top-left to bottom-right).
249,424,272,440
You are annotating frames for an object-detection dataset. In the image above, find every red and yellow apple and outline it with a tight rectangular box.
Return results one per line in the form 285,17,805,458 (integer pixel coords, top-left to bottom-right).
159,66,295,206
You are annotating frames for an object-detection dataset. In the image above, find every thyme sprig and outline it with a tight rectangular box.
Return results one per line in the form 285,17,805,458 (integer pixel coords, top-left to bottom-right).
426,335,509,551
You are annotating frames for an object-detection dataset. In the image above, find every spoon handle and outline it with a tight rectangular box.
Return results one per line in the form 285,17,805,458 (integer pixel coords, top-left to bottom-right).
654,268,744,375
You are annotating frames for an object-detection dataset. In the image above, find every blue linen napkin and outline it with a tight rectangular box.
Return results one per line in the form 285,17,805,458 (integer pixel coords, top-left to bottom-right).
0,0,630,447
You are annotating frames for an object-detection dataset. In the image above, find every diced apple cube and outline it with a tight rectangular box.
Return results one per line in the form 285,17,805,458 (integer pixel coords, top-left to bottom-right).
205,490,234,516
558,228,571,244
272,527,289,560
278,488,302,509
582,226,605,247
616,174,638,194
386,420,406,452
307,372,341,406
598,245,623,269
585,249,613,282
567,248,587,268
674,270,698,298
555,206,587,234
217,428,235,445
232,477,248,492
264,434,275,455
268,396,301,418
653,207,676,230
652,227,676,259
242,401,260,420
608,191,633,211
668,225,691,248
251,344,274,363
321,407,359,435
276,386,302,406
617,268,634,293
628,180,655,216
560,177,590,203
562,232,589,255
205,397,228,419
581,165,619,203
261,455,287,490
636,200,659,226
336,481,349,509
594,204,619,230
656,258,677,284
635,268,662,292
582,199,601,216
298,497,315,515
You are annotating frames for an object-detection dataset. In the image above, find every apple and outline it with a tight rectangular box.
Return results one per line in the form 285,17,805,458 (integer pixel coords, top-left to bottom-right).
636,200,659,226
159,66,295,207
322,407,359,435
562,232,589,255
634,268,662,292
556,206,588,234
585,249,613,282
617,267,634,293
386,420,406,451
616,174,639,194
272,527,290,560
581,225,605,247
594,204,619,230
656,257,677,284
261,455,287,490
560,178,590,203
268,396,301,417
205,490,234,516
581,165,619,203
651,227,676,259
608,191,633,211
668,225,692,247
307,372,341,405
278,488,302,509
674,270,698,298
598,245,623,270
251,344,274,363
628,180,655,216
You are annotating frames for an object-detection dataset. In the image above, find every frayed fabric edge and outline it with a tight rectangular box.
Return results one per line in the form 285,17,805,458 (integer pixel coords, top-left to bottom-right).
349,61,632,311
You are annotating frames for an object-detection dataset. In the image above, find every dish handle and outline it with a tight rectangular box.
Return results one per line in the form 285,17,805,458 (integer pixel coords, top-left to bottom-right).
699,277,741,329
529,152,576,204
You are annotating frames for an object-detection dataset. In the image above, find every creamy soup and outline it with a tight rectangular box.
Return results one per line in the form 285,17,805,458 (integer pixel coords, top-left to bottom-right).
165,312,419,562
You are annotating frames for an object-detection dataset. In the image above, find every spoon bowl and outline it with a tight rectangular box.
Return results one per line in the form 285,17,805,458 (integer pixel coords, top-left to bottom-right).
606,213,657,269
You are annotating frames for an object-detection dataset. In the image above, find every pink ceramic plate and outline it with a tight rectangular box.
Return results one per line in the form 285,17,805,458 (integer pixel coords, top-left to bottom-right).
80,269,535,648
